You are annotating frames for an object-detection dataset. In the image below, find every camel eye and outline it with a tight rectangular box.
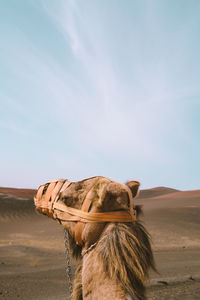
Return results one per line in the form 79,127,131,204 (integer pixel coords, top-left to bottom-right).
63,196,73,206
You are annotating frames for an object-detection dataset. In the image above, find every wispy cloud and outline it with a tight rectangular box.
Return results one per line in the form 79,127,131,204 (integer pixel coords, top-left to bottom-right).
41,0,191,163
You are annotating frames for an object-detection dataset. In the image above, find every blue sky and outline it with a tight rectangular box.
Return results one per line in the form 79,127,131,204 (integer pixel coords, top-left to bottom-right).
0,0,200,190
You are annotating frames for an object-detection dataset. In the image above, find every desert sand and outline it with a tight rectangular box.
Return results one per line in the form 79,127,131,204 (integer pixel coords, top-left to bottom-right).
0,185,200,299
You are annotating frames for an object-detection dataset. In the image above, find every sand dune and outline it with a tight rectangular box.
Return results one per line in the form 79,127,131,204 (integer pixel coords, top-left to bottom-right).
0,188,36,221
0,187,36,199
0,186,200,299
136,187,200,251
139,186,179,199
139,188,200,200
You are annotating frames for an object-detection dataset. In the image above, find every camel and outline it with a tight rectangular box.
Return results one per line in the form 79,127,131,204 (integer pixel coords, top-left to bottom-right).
34,176,156,300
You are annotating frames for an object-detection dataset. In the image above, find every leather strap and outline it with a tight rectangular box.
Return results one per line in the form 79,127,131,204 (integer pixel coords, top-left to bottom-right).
35,179,69,215
53,202,135,222
59,180,72,194
50,181,65,208
75,190,94,246
36,185,45,203
75,222,85,246
44,182,57,202
123,184,135,217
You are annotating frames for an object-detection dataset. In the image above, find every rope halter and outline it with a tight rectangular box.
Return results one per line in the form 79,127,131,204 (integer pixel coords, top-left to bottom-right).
34,177,136,246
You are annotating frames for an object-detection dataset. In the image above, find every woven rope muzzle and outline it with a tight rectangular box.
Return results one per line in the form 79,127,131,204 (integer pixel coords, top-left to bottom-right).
34,178,136,245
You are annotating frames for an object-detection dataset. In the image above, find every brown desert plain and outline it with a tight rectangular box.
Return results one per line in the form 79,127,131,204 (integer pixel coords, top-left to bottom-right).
0,184,200,299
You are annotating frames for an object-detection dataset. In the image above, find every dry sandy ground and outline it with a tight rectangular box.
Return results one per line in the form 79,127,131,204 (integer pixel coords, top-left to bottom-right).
0,186,200,299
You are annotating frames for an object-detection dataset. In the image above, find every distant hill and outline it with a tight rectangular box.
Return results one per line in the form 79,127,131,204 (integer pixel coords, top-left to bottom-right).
0,187,36,199
138,187,179,199
0,187,37,217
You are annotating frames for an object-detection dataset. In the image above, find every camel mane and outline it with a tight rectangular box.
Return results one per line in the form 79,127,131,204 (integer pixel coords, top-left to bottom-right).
71,207,156,300
97,221,156,299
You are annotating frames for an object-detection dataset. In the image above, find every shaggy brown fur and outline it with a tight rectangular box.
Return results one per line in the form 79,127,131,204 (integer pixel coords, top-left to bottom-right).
97,221,156,300
71,218,156,300
72,262,83,300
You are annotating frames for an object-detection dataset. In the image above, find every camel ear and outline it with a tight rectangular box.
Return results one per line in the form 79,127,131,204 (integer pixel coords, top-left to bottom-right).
125,180,140,198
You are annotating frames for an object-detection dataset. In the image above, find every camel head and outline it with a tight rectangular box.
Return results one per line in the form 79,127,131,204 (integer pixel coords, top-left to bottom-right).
34,176,140,255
